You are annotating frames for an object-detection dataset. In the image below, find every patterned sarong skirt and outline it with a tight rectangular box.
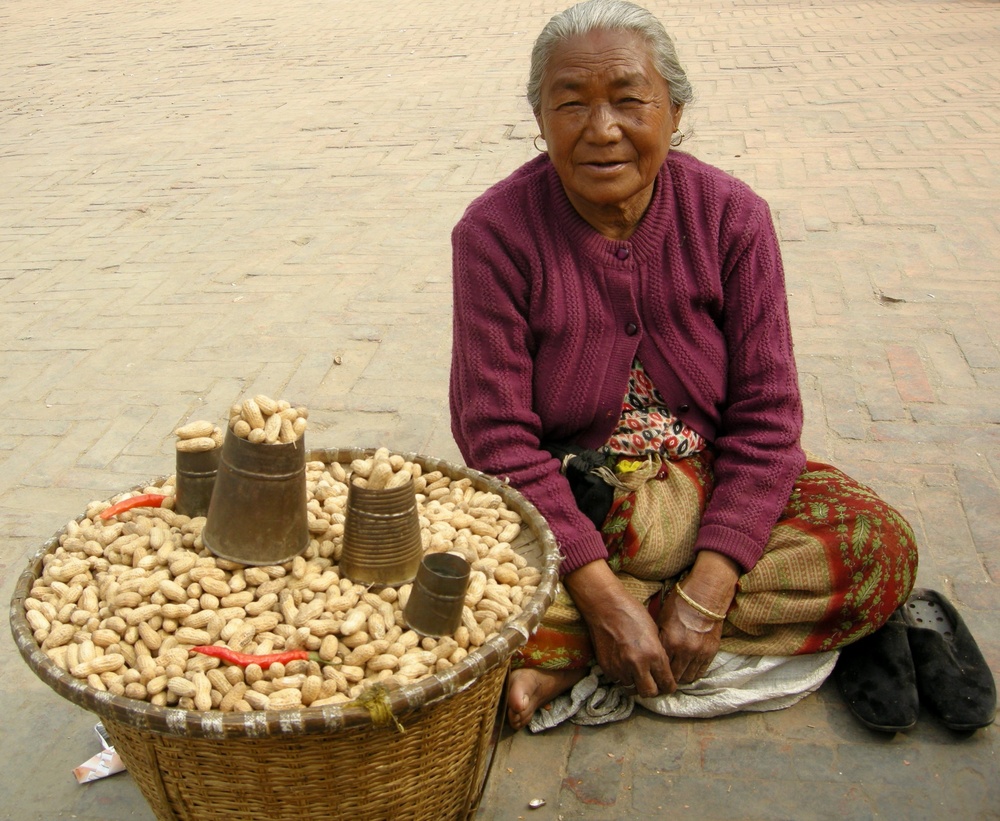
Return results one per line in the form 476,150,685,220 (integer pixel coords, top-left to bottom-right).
516,454,919,669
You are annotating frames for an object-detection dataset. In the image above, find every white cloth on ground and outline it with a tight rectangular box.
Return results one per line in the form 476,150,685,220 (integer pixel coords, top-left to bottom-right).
528,650,839,732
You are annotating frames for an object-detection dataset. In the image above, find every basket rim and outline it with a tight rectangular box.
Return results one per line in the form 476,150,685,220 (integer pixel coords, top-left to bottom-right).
9,446,560,739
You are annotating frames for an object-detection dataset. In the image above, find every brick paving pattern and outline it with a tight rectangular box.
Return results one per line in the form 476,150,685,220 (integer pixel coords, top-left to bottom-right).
1,1,996,818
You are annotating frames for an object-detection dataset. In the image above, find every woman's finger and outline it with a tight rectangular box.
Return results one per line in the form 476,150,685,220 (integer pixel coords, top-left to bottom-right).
674,648,711,683
652,658,677,695
630,668,659,698
676,655,714,685
670,650,694,682
678,664,700,685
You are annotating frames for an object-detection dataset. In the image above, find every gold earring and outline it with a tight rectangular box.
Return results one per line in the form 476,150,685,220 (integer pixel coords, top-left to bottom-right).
533,134,546,152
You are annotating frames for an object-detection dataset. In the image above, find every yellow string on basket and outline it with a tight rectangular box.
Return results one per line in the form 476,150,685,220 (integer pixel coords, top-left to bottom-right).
349,684,405,734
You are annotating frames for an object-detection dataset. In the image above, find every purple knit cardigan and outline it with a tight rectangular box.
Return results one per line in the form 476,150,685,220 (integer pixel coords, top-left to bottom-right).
450,151,805,575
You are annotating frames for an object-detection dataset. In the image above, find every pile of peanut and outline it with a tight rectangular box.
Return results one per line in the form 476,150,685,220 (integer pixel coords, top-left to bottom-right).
25,449,540,712
174,421,224,453
229,395,307,445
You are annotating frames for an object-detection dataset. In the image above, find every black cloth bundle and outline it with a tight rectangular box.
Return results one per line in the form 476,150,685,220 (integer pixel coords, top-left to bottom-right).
542,442,615,529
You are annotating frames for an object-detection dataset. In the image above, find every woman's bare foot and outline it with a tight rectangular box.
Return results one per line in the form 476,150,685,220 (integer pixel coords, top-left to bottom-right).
507,667,588,731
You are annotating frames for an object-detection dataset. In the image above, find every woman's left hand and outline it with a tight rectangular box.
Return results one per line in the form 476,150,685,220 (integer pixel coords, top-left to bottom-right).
655,551,740,684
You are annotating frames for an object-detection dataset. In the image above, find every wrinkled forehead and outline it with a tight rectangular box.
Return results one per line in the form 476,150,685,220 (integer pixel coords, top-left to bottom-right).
542,30,662,95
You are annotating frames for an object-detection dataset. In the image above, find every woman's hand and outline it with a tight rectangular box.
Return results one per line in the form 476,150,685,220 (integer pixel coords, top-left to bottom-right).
564,561,676,698
657,551,740,684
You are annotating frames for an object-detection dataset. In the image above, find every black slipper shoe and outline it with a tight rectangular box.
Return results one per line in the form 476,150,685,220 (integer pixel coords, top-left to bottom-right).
833,610,919,733
900,589,997,732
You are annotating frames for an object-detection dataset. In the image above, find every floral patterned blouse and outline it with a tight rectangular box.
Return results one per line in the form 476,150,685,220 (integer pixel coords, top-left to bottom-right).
603,358,707,460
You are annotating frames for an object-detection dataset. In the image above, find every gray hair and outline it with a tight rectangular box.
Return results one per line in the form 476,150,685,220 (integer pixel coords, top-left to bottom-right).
527,0,694,115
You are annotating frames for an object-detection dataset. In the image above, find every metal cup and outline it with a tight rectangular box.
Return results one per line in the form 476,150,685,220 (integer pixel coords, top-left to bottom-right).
174,447,220,519
202,428,309,565
340,479,423,586
403,553,471,637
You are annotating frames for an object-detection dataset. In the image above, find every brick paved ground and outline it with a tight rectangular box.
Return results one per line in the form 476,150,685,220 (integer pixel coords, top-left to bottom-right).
1,0,997,819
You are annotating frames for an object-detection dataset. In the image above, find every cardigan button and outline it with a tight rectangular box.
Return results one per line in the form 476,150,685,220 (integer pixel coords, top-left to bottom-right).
625,322,638,336
615,247,630,260
678,403,690,413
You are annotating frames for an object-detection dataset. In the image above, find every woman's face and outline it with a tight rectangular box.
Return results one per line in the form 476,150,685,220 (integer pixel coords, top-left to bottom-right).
535,29,682,231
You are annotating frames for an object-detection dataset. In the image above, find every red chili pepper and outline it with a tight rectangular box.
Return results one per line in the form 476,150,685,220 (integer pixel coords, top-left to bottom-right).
99,493,167,520
190,646,311,669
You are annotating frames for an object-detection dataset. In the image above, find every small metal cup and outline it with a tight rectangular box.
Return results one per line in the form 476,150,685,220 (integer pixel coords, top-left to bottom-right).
174,447,220,519
202,429,309,565
340,479,423,586
403,553,471,637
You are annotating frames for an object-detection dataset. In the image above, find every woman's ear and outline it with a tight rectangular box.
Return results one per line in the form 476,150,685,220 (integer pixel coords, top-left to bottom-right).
534,111,546,142
672,104,684,133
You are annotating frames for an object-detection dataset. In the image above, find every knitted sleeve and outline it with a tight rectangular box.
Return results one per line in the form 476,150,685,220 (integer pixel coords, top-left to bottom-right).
449,202,608,576
694,192,806,571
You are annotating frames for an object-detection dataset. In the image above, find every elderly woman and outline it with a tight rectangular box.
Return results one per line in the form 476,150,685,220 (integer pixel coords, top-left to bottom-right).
449,0,918,731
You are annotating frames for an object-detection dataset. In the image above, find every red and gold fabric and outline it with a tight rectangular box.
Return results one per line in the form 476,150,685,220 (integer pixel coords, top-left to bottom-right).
515,453,918,669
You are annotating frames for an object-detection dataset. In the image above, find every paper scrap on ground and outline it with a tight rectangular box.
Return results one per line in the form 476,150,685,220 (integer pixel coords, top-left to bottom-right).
73,723,127,784
74,748,126,783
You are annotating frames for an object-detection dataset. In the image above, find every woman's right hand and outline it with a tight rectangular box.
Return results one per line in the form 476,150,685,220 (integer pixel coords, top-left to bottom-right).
564,561,677,698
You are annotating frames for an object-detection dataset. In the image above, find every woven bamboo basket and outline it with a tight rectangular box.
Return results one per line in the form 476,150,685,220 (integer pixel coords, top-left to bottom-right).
9,448,560,821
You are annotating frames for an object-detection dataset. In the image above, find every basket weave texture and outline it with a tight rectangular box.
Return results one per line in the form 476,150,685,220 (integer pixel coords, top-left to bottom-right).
9,448,560,821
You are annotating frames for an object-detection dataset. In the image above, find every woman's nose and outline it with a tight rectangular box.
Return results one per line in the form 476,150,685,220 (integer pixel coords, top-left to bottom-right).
584,103,622,142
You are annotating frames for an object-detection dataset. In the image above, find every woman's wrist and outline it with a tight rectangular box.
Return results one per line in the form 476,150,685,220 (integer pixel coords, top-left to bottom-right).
563,560,632,621
691,549,741,582
677,551,741,616
674,584,727,622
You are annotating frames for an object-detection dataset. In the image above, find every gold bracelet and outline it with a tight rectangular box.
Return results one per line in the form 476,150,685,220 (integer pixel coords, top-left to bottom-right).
674,583,727,622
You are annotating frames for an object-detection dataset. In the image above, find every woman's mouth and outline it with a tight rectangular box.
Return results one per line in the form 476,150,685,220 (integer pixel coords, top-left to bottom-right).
583,160,627,171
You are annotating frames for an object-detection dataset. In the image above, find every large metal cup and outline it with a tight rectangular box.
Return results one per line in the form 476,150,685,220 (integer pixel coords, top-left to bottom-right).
403,553,471,637
174,447,220,519
340,479,423,586
202,429,308,565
